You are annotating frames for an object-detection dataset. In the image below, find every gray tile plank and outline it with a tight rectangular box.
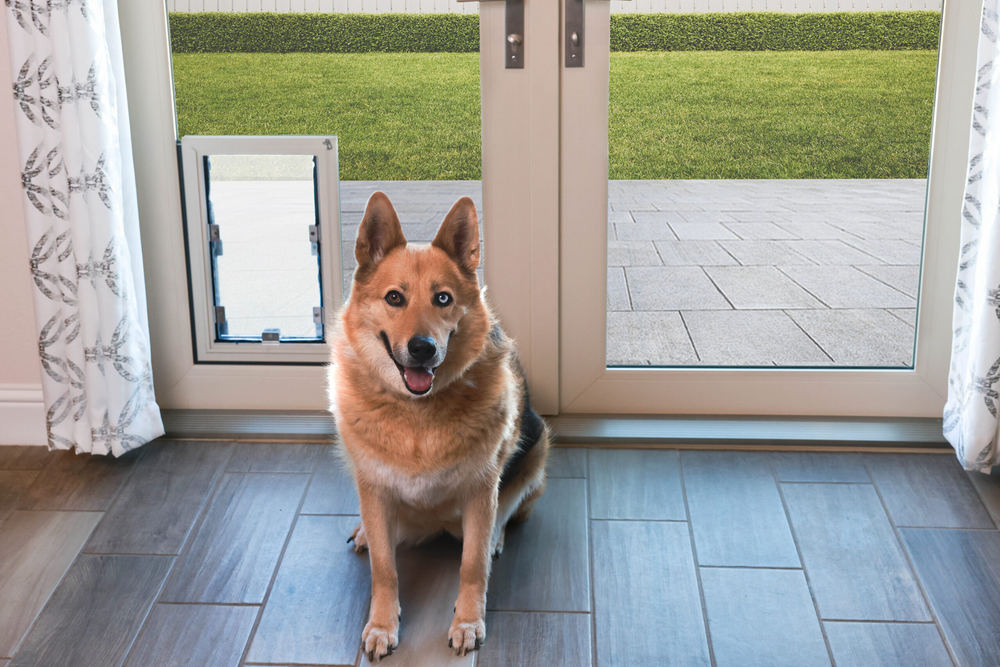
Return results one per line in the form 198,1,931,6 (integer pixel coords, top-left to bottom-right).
901,528,1000,667
592,520,710,666
0,446,52,470
300,454,360,515
478,612,591,667
683,452,799,567
489,478,590,612
0,471,38,523
85,441,232,554
782,483,930,621
547,447,586,478
19,448,141,511
967,469,1000,527
866,454,994,528
161,473,308,603
0,511,103,658
824,622,952,667
10,555,172,667
124,604,258,667
358,538,474,667
770,452,870,483
226,442,334,472
700,567,830,667
247,515,368,666
589,449,685,520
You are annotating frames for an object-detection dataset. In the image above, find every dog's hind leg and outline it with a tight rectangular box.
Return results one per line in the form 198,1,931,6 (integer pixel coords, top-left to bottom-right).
491,428,550,558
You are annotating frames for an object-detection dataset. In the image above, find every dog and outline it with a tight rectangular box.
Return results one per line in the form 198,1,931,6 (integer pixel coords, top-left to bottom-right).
328,192,550,662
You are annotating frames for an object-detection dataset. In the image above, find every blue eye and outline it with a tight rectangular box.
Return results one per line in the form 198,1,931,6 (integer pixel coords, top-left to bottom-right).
434,292,453,307
385,290,405,307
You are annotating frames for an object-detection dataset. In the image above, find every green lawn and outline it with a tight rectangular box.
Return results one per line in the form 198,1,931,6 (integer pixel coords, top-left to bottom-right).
173,50,937,181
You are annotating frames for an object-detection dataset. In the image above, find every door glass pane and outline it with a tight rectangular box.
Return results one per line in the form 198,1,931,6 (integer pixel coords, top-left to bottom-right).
205,154,321,341
607,6,941,368
167,3,484,306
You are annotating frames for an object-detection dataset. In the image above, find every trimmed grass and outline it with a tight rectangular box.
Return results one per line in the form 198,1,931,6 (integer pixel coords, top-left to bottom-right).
173,50,937,181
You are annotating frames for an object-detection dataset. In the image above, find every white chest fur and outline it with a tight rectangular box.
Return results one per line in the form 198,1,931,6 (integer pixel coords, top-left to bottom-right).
356,455,477,510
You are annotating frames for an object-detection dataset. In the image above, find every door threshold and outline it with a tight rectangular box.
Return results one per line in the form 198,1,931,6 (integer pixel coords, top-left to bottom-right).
162,409,949,451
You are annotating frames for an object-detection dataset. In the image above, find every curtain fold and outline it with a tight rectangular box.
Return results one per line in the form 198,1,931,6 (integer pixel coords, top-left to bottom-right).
6,0,163,455
944,1,1000,472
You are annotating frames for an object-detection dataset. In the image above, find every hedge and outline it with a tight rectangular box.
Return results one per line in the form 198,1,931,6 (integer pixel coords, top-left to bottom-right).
168,11,940,54
168,13,479,53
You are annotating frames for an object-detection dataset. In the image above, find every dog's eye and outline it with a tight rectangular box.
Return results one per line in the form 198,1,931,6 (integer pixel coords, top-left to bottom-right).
385,290,406,307
434,292,453,307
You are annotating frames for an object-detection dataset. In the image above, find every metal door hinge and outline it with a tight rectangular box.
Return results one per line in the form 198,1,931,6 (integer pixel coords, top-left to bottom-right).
309,224,320,256
566,0,584,68
209,224,223,256
313,306,324,338
214,306,228,337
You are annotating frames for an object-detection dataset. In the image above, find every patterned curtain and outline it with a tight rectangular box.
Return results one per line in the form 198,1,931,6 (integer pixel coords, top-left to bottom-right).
944,2,1000,472
6,0,163,455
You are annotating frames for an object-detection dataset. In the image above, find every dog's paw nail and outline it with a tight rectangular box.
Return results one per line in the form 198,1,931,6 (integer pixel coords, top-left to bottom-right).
347,535,355,544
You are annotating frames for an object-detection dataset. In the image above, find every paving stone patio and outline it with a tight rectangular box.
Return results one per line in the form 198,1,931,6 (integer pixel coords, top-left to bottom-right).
216,178,924,368
338,179,923,368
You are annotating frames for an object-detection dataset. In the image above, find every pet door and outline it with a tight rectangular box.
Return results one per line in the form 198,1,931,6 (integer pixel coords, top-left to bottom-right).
180,136,341,363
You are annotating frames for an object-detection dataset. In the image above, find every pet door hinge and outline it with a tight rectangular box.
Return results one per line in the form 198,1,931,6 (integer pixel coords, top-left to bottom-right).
214,305,228,338
209,224,223,256
309,224,319,256
261,328,281,345
313,306,324,338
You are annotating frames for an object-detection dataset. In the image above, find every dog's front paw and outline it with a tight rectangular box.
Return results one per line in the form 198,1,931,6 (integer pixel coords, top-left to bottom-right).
447,617,485,656
361,619,398,663
348,522,368,553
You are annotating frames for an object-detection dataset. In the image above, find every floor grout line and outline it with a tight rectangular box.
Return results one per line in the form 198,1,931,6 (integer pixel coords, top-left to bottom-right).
239,471,316,667
771,458,837,666
678,455,718,667
863,461,961,667
585,449,599,667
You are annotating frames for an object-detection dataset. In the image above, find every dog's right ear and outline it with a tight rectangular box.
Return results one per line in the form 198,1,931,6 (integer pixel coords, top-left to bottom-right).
355,192,406,277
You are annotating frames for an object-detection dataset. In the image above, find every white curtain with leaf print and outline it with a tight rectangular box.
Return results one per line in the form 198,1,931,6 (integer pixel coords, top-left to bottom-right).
944,1,1000,472
6,0,163,455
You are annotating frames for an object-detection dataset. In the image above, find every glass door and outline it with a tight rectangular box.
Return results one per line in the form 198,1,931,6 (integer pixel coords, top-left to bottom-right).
120,0,560,411
558,0,982,416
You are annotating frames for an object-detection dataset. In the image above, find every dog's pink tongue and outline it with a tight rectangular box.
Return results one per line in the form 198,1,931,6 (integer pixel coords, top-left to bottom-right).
404,366,434,393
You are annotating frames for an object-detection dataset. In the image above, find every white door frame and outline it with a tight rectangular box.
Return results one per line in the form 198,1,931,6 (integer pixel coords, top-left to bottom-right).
557,0,982,417
119,0,562,411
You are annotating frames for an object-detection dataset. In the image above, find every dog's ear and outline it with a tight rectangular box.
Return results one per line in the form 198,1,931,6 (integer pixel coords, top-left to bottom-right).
355,192,406,277
432,197,479,276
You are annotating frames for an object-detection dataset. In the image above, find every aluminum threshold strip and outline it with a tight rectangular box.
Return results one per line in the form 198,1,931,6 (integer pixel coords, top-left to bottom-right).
548,414,948,447
163,409,948,448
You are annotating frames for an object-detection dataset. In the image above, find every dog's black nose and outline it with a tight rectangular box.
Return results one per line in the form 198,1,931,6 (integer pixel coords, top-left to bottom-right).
407,336,437,363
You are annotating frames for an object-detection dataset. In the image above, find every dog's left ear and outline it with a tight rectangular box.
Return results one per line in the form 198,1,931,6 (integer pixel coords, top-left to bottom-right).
432,197,480,276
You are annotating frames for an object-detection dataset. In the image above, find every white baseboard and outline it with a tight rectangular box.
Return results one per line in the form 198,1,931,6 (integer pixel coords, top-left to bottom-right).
0,384,46,446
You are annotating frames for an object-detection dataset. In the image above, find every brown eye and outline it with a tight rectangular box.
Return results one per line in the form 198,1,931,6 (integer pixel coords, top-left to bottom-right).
385,290,405,307
434,292,453,307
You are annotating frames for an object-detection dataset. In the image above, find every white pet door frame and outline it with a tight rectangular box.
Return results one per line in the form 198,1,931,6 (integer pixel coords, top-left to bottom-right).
180,135,341,364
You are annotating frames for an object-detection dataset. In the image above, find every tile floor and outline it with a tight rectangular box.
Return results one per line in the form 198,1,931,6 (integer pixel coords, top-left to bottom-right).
2,441,999,666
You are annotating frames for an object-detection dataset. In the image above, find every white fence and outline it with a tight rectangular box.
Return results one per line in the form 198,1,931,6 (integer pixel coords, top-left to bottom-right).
167,0,941,14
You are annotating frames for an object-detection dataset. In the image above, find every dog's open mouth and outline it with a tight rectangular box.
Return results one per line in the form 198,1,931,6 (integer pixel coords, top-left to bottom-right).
380,332,435,395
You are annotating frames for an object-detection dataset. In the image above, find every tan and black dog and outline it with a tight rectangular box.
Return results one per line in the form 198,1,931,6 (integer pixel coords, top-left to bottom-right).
328,192,550,662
